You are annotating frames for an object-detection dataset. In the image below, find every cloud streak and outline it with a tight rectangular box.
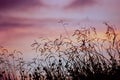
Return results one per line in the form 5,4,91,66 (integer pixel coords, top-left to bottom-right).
66,0,97,9
0,15,61,31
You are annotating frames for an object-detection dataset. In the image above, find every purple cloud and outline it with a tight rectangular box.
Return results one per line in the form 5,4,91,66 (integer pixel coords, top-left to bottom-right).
66,0,97,9
0,0,43,11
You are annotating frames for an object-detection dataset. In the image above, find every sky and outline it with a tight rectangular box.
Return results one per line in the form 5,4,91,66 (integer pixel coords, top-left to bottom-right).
0,0,120,59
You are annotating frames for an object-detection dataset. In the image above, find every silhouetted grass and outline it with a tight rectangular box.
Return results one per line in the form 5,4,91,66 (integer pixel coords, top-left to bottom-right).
0,23,120,80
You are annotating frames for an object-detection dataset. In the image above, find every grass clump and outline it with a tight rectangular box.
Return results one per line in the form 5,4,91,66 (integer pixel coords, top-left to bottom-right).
0,23,120,80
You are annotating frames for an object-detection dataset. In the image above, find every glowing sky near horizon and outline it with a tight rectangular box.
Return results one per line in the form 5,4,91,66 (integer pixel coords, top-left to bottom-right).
0,0,120,58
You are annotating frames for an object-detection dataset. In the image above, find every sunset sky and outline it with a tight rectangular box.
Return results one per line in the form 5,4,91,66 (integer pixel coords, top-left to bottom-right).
0,0,120,58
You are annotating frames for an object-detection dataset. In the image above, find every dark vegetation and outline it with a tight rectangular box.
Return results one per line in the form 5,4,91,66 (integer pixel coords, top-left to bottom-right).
0,23,120,80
